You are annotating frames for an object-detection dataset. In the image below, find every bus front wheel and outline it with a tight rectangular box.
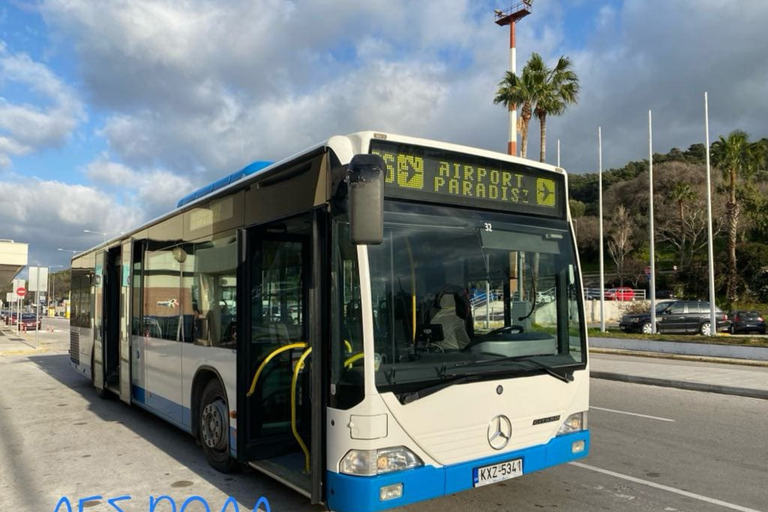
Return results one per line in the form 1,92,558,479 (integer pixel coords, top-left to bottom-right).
199,379,235,473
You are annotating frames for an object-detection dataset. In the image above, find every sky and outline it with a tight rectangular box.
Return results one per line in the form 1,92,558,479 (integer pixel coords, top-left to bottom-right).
1,0,768,273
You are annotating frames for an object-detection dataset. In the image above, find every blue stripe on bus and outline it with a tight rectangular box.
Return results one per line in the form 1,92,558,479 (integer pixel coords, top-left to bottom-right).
326,430,590,512
131,384,238,458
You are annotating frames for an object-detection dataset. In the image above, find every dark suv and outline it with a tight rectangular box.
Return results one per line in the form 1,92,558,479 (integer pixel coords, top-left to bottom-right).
727,310,765,335
620,300,729,335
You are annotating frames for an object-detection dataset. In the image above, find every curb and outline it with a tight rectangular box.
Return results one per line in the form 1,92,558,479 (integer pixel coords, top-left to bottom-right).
590,347,768,368
591,371,768,401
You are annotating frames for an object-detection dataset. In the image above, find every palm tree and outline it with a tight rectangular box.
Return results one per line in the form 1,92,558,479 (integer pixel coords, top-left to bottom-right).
534,56,579,163
669,181,696,271
711,130,763,302
493,53,547,159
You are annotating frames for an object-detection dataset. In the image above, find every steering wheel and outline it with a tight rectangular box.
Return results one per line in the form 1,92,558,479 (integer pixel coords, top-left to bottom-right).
486,325,525,336
461,324,525,352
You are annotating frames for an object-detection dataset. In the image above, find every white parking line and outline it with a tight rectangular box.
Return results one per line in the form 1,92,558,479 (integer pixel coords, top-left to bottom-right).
591,406,675,422
571,462,762,512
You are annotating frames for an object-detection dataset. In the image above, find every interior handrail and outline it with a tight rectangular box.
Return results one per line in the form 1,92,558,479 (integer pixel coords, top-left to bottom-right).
291,346,313,473
246,342,308,397
344,352,364,369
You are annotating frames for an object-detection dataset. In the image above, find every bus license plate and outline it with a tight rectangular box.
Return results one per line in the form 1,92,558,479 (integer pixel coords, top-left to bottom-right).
473,459,523,487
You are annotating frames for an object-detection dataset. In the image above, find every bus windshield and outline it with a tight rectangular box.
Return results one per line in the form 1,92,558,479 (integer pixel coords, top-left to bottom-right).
365,201,585,400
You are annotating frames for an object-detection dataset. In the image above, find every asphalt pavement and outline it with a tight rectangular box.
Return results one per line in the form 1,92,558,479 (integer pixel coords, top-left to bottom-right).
1,319,767,512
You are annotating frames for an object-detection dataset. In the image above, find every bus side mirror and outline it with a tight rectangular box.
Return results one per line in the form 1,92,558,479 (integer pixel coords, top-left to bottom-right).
347,154,385,245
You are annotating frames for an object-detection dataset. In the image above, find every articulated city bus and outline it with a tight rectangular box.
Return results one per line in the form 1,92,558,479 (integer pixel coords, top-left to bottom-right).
70,131,589,512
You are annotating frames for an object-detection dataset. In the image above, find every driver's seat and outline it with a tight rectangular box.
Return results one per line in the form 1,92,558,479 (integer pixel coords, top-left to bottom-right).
429,287,473,350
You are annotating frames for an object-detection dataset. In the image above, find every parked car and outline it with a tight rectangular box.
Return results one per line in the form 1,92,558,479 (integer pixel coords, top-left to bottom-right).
19,313,41,330
620,300,729,335
727,310,765,335
605,287,635,301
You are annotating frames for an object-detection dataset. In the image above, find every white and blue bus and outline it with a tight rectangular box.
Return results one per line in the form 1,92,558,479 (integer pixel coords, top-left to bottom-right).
70,131,589,512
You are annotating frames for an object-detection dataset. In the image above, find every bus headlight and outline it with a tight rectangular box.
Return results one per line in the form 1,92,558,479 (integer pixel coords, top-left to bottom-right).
340,446,423,476
557,412,587,435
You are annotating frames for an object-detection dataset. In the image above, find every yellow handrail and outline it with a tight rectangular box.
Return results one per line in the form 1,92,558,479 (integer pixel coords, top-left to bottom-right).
344,339,352,353
291,347,313,473
344,352,364,369
246,342,308,397
405,238,416,343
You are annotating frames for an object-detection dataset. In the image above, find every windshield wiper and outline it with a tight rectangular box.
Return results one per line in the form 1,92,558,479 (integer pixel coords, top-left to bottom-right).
399,357,575,404
513,357,574,383
402,367,515,403
447,355,574,383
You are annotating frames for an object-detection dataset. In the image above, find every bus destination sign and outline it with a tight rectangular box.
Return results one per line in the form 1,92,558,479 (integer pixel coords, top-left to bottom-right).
370,140,565,218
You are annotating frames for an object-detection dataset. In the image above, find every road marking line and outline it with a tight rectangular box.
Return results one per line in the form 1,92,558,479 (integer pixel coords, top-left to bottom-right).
591,406,675,422
570,462,762,512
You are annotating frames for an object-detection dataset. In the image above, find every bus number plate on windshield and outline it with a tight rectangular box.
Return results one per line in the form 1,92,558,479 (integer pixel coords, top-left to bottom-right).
473,458,523,487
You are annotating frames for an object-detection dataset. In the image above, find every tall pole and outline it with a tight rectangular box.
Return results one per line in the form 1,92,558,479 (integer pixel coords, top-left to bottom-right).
508,21,517,156
598,127,605,332
649,111,657,333
495,2,533,156
557,139,561,167
705,92,717,335
34,267,40,348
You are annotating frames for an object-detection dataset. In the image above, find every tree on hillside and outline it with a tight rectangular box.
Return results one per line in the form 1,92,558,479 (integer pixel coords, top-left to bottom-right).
711,130,764,302
669,181,696,271
607,205,635,287
494,53,547,159
533,55,579,163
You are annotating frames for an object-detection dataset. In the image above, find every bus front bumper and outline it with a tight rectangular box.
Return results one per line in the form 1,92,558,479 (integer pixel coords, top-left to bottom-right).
326,430,590,512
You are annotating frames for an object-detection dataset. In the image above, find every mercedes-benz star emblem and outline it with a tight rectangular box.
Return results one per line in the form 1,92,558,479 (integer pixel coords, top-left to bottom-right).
487,415,512,450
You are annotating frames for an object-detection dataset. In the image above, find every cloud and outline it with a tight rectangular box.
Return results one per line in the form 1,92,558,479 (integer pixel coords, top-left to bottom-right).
85,156,196,217
0,177,142,267
0,154,196,267
0,42,86,168
530,0,768,171
34,0,768,182
39,0,499,182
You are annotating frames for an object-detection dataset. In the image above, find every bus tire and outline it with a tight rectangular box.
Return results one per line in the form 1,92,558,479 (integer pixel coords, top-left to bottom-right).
199,379,235,473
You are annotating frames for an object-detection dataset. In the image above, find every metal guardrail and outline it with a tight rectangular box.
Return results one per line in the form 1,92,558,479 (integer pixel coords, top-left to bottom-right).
470,287,653,307
583,288,646,301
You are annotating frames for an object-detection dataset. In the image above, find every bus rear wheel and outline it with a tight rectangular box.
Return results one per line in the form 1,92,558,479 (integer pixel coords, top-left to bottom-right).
199,379,235,473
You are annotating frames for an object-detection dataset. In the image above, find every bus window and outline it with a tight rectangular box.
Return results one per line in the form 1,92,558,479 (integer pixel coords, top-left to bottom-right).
330,220,365,410
185,234,238,348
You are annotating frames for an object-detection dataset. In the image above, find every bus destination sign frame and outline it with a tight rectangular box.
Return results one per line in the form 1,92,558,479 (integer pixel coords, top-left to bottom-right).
370,140,566,219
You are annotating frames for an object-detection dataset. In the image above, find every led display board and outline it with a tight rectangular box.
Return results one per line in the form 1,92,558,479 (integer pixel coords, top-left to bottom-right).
370,140,566,218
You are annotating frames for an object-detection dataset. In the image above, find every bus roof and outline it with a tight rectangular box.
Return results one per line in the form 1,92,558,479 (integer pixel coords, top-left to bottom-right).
71,131,567,261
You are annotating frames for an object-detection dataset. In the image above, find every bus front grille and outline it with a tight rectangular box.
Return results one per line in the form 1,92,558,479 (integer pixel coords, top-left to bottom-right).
70,331,80,364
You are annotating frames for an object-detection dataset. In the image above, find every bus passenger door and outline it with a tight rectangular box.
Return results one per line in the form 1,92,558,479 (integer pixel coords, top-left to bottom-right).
92,250,105,393
240,212,324,499
119,240,133,404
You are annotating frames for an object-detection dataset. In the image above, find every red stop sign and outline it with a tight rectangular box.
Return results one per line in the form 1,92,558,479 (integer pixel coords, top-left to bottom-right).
16,287,26,297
